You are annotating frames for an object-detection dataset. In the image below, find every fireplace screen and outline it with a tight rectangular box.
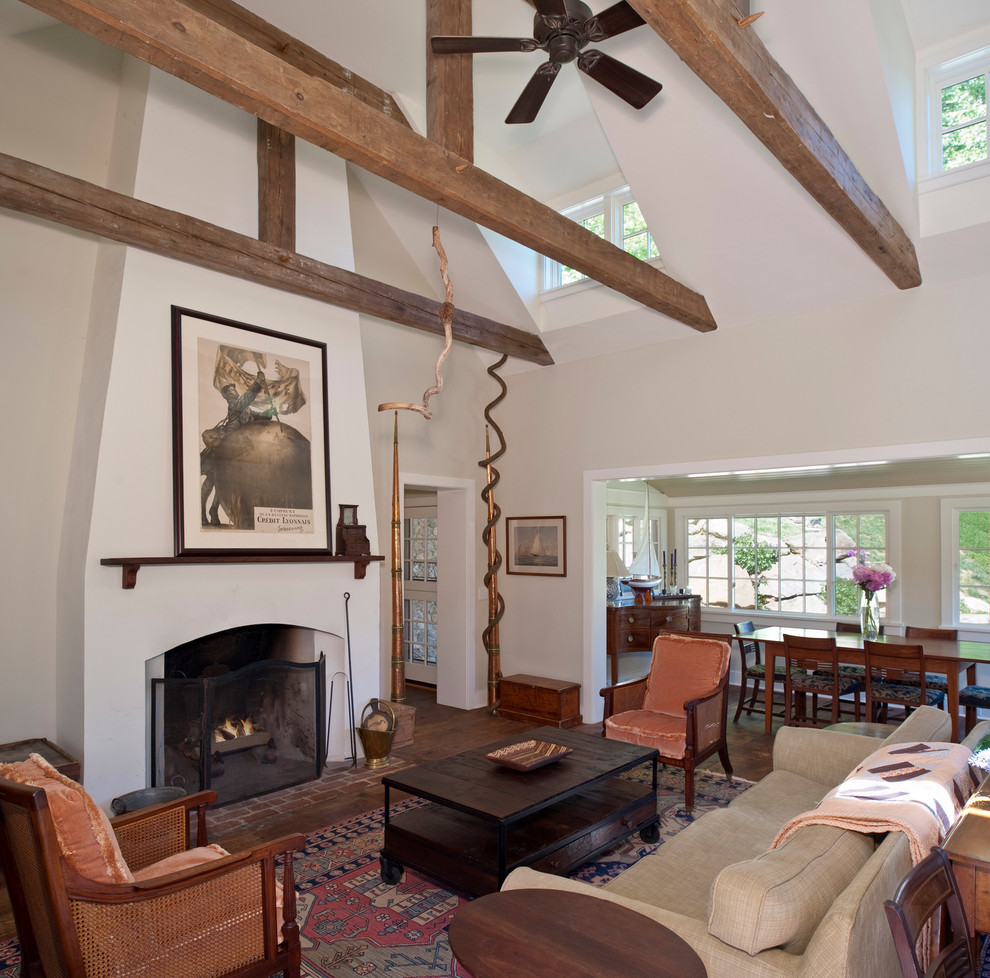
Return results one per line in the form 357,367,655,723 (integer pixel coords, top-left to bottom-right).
151,630,325,807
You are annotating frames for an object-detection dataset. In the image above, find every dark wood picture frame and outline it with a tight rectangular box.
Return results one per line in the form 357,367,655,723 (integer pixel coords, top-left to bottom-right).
171,305,331,555
505,516,566,577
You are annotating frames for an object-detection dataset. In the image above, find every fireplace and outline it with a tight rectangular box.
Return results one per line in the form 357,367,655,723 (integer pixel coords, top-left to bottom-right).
151,624,327,806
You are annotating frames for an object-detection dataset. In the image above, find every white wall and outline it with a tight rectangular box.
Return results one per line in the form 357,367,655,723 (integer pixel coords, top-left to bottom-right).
0,23,122,747
491,269,990,719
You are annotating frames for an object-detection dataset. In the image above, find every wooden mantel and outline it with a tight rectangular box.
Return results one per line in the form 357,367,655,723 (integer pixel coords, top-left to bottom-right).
101,554,385,589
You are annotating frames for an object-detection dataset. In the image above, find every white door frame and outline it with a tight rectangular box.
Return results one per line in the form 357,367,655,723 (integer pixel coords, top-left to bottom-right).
400,473,481,710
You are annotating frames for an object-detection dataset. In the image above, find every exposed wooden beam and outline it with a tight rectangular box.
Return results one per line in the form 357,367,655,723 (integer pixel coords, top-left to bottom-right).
257,120,295,250
627,0,921,290
17,0,717,332
178,0,413,128
427,0,474,161
0,151,553,365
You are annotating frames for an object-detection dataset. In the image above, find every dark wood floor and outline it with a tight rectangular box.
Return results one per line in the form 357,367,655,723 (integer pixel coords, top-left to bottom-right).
213,682,779,852
0,683,779,944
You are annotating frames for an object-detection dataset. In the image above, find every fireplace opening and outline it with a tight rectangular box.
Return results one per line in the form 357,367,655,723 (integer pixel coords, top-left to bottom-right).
151,624,327,806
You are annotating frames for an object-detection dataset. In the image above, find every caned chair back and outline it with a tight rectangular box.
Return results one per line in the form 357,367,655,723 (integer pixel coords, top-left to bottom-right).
905,626,958,641
884,847,976,978
0,777,75,977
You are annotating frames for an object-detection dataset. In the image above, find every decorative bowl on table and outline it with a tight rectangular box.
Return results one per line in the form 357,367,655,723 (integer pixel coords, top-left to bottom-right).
621,577,661,603
486,740,574,771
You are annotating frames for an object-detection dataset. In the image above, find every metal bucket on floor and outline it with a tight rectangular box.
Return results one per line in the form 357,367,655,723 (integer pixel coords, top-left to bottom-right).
357,699,396,769
111,785,186,814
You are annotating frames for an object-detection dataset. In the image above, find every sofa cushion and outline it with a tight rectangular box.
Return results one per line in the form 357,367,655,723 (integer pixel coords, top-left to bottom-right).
0,753,133,884
606,809,774,921
708,823,874,955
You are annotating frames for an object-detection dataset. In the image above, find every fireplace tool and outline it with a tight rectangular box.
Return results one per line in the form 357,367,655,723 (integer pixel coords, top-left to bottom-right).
343,591,358,767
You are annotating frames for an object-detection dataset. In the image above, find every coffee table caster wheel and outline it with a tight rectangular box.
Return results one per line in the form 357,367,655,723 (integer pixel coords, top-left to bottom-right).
640,823,660,844
380,855,403,885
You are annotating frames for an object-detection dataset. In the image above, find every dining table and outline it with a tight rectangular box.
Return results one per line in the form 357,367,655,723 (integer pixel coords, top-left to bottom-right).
748,626,990,741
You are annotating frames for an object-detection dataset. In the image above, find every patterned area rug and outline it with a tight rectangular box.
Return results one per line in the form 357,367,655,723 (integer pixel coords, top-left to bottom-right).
0,765,748,978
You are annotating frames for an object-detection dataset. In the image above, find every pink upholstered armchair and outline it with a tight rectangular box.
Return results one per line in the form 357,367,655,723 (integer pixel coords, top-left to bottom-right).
600,631,733,810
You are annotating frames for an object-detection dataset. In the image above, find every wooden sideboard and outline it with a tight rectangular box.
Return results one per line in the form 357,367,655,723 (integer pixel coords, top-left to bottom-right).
606,595,702,684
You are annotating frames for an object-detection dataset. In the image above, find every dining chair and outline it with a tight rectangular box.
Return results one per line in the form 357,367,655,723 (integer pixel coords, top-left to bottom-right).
959,684,990,736
884,847,977,978
900,626,957,694
863,639,945,723
732,620,787,722
782,633,862,727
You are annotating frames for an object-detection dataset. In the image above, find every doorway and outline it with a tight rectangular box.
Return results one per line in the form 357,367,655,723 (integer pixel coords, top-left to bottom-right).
403,493,437,685
399,474,480,710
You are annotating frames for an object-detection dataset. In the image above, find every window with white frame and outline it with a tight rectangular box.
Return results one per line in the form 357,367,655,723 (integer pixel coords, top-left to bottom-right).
926,49,989,177
403,509,438,669
543,186,660,292
685,510,890,618
944,502,990,626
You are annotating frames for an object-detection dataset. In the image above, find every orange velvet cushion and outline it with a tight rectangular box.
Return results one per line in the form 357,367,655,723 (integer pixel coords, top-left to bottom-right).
642,634,731,717
132,846,284,910
131,844,229,881
0,753,133,884
604,711,688,758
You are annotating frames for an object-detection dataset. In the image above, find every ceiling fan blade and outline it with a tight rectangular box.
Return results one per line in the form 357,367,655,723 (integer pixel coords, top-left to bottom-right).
431,36,537,54
586,1,645,41
531,0,568,18
577,50,661,109
505,62,562,124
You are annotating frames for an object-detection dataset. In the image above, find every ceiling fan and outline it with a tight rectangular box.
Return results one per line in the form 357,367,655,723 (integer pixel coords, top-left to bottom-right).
430,0,663,124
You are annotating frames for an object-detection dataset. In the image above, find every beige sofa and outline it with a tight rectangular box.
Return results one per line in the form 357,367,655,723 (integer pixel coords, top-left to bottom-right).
504,707,987,978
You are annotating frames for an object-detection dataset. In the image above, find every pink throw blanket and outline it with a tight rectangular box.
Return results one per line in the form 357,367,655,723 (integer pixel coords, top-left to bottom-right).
771,742,977,864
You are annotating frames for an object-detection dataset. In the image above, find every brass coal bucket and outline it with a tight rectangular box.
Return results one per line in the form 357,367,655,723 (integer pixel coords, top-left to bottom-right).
357,699,396,769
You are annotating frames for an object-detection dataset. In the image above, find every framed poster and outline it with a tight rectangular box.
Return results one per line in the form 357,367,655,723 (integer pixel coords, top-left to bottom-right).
171,306,331,554
505,516,566,577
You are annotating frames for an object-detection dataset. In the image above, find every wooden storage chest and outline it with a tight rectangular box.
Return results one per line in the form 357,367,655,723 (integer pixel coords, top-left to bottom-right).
498,674,582,728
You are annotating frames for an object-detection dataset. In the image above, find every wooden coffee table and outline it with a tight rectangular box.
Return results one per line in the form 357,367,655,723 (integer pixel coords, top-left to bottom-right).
449,888,707,978
379,726,658,895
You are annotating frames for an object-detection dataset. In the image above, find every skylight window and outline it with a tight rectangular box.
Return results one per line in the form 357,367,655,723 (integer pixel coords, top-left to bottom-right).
542,186,661,293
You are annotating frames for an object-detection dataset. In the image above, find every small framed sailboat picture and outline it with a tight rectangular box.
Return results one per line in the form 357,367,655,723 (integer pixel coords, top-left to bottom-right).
506,516,566,577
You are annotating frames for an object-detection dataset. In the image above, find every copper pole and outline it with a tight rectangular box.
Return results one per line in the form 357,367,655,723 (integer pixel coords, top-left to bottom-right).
484,428,502,713
390,411,406,703
479,355,507,715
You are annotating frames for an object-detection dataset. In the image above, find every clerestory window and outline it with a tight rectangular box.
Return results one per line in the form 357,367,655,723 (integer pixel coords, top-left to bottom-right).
542,186,661,293
926,49,990,178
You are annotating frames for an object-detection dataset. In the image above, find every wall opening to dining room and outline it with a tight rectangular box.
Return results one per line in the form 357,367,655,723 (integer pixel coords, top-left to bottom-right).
581,438,990,725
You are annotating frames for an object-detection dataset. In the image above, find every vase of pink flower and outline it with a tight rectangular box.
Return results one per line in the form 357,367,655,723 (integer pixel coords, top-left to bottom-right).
849,551,896,640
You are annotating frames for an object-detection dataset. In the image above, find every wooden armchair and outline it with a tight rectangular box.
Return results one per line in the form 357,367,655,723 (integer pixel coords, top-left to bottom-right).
884,847,976,978
600,630,733,811
0,753,304,978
